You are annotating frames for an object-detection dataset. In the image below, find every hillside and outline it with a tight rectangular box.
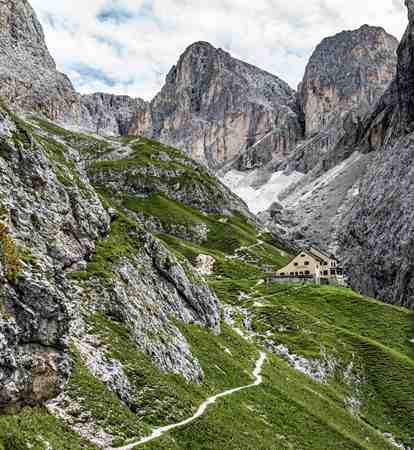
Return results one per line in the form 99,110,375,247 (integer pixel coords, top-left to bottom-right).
0,1,413,449
0,106,412,450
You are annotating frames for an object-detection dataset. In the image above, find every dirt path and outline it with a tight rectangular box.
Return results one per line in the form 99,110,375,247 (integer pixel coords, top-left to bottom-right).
113,352,267,450
226,238,264,260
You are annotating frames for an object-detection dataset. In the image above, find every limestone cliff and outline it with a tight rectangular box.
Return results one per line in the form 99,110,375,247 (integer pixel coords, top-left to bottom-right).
254,25,398,254
80,93,150,136
145,41,302,169
340,0,414,309
0,0,80,122
300,25,398,139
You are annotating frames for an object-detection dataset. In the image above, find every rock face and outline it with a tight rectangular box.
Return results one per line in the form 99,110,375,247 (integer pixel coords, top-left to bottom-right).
0,0,151,135
80,93,150,136
145,41,302,169
0,105,224,412
300,25,398,138
0,107,108,410
0,0,80,122
340,1,414,309
223,25,398,255
284,25,398,177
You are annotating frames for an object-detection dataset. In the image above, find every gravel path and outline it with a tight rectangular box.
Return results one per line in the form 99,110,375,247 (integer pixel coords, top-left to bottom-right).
113,352,267,449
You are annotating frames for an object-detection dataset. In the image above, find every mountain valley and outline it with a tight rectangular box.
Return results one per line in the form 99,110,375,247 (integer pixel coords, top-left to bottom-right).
0,0,413,449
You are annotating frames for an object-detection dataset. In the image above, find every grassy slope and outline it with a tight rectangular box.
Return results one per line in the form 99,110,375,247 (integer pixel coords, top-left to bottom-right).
247,284,414,444
0,115,412,450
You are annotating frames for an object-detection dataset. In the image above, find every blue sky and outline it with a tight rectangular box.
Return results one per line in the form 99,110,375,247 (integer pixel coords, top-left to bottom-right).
31,0,407,101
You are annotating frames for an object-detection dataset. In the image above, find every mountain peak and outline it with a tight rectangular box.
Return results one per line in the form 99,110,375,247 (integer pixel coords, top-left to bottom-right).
300,24,398,136
184,41,216,52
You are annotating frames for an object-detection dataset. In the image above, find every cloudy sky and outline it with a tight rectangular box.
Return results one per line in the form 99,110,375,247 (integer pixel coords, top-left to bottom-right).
31,0,408,101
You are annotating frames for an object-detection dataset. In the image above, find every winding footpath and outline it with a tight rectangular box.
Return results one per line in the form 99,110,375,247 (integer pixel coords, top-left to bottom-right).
114,352,267,450
226,239,265,261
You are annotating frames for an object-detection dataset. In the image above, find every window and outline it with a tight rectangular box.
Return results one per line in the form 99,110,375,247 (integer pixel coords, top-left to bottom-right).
295,272,299,276
301,254,306,258
305,270,310,275
280,272,285,276
299,271,304,275
290,272,294,276
294,262,299,267
323,271,329,276
305,261,310,266
331,269,336,275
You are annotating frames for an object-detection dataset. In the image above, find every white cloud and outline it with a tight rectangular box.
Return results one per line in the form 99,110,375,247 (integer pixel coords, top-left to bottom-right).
30,0,408,100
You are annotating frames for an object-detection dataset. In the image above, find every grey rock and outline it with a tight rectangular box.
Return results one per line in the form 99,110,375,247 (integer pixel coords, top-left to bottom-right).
0,3,302,173
0,1,150,136
0,0,80,122
300,25,397,139
260,25,398,253
145,41,302,170
80,93,150,136
0,101,224,412
340,1,414,308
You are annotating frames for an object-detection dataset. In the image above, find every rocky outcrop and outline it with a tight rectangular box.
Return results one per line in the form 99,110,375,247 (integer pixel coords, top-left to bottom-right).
0,0,151,136
0,0,80,122
0,104,223,412
0,106,109,410
80,93,150,136
145,41,302,169
282,25,398,178
340,0,414,309
227,26,398,254
300,25,398,138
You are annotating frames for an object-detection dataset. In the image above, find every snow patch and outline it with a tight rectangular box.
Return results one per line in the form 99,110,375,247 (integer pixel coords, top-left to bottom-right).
221,169,304,214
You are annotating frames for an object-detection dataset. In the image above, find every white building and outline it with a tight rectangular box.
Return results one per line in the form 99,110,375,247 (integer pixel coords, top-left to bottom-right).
275,247,344,284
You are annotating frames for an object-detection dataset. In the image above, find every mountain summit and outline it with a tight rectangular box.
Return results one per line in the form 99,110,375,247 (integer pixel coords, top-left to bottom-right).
147,40,302,168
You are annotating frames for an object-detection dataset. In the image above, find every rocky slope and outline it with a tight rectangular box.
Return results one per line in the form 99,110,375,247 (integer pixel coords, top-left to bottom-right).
0,108,413,450
340,0,414,309
223,25,399,254
0,107,228,418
